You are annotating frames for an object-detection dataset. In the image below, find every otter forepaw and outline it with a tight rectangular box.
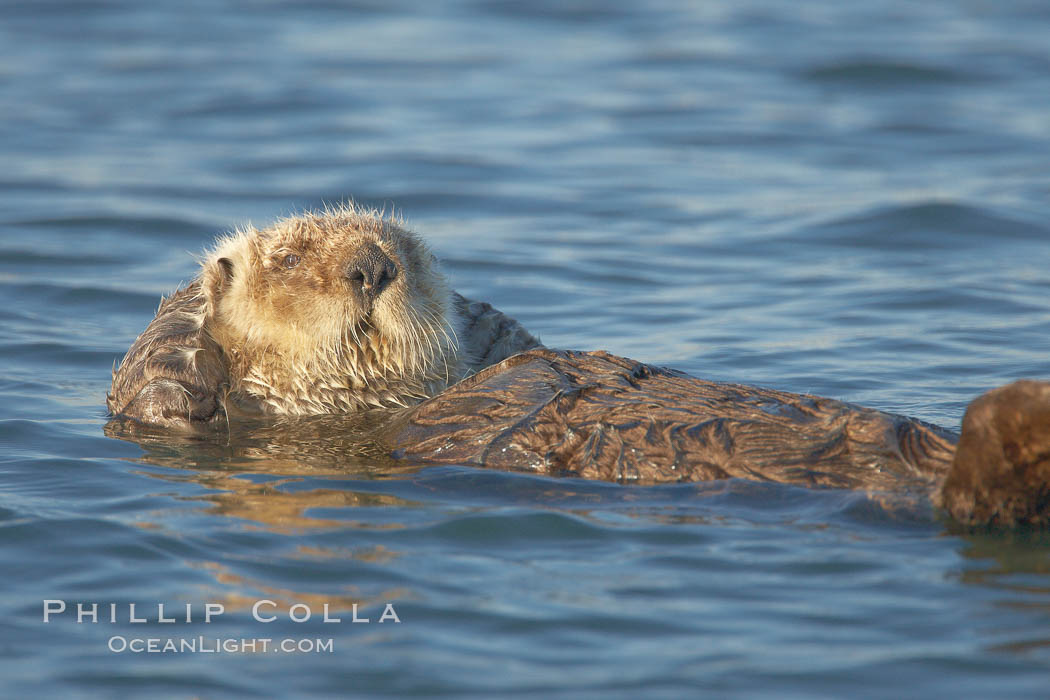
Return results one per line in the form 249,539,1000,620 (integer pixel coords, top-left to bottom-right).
114,378,225,428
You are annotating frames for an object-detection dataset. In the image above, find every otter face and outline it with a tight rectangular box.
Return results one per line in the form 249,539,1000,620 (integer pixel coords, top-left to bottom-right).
199,206,461,411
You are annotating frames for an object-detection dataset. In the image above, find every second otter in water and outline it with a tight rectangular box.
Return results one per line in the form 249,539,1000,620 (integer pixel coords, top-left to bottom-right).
107,206,1050,528
106,205,539,426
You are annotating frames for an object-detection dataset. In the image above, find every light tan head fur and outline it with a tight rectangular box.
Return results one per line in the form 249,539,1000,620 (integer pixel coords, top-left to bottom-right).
200,204,464,414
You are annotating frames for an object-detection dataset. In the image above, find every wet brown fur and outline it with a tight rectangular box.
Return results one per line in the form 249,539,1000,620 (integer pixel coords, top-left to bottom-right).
107,207,1050,528
380,349,1050,527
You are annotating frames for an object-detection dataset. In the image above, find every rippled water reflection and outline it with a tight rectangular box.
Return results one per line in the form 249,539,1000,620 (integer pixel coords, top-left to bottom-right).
2,0,1050,697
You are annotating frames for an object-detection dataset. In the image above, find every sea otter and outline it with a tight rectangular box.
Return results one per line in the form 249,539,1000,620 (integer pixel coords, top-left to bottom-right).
107,206,1050,527
107,205,540,426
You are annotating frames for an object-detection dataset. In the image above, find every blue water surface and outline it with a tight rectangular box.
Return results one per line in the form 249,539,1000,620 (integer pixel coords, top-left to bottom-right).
1,1,1050,697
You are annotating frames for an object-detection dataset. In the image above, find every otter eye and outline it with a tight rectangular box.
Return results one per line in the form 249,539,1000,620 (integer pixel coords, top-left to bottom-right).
282,253,301,269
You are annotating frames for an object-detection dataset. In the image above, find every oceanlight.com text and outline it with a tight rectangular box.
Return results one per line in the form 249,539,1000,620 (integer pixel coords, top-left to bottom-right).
107,636,335,654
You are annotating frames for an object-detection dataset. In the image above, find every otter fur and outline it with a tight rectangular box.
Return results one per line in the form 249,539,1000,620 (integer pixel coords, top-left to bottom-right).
106,205,540,427
107,206,1050,528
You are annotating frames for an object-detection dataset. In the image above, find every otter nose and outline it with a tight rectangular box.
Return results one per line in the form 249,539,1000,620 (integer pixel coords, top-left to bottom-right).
346,243,398,303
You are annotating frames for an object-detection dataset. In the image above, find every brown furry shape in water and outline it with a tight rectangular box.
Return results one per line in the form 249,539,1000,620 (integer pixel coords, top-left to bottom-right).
107,206,1050,528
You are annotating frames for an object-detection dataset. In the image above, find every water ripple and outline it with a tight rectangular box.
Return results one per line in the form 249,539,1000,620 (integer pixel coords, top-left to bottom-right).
801,60,980,87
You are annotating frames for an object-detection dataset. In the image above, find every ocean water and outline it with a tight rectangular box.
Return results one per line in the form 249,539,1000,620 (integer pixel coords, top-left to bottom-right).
2,0,1050,697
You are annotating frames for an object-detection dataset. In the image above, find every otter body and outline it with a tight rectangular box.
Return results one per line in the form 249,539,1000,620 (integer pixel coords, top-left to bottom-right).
106,206,539,427
108,207,1050,527
380,348,1050,527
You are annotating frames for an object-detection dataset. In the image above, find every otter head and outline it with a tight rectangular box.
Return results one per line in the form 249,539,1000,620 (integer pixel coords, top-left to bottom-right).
199,206,462,413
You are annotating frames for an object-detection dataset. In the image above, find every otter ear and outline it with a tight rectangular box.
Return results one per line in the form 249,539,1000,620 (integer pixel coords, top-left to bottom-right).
202,256,235,307
217,257,234,283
